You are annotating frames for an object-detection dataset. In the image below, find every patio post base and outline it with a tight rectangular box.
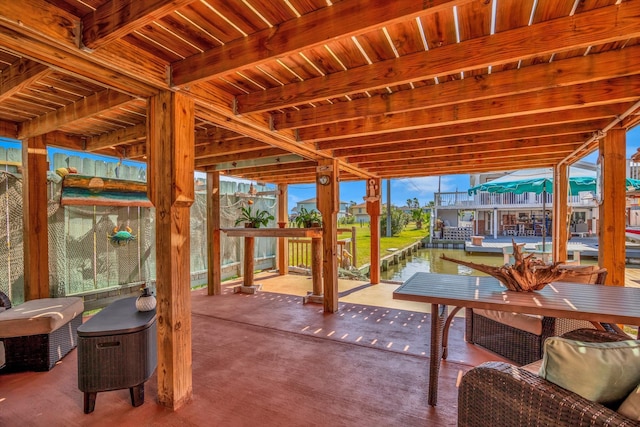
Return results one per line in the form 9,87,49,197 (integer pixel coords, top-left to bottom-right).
302,293,323,304
233,284,262,294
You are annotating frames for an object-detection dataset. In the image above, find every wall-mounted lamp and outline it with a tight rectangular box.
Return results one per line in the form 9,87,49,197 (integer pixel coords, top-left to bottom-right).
317,175,331,186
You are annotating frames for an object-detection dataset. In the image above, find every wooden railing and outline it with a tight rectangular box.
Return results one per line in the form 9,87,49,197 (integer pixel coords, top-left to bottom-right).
289,227,357,268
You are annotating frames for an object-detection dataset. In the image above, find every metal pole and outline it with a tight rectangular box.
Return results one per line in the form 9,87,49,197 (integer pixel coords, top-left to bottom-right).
542,188,547,249
386,179,391,237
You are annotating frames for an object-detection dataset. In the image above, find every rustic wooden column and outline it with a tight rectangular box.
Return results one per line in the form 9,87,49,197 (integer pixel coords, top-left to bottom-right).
277,183,289,275
552,164,569,262
206,171,221,295
148,91,194,410
365,178,382,284
243,236,255,287
310,236,322,296
22,135,49,300
316,159,339,312
598,129,626,286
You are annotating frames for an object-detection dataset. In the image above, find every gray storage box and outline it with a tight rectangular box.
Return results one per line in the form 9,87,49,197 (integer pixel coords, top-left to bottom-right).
77,297,157,414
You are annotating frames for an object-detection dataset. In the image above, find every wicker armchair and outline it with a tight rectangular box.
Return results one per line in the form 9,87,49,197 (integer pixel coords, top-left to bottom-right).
465,267,620,366
458,329,639,427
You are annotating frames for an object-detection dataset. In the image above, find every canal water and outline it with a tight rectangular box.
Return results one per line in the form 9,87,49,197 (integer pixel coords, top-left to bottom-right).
380,247,597,282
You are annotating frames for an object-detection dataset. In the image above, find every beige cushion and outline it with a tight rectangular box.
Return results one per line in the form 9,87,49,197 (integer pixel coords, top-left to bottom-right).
0,297,84,338
539,337,640,405
618,384,640,420
474,309,543,335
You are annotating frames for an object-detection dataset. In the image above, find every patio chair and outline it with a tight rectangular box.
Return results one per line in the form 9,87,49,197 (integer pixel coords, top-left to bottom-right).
0,291,83,372
458,329,639,427
464,266,622,366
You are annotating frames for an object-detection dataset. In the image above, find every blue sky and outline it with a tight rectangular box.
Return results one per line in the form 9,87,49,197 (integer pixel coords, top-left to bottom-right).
4,126,640,212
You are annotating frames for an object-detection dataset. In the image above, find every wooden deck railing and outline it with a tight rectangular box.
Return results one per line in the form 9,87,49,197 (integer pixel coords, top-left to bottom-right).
289,227,357,268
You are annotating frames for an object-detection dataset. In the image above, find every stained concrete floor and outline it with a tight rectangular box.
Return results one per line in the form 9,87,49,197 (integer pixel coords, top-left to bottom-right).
0,273,507,427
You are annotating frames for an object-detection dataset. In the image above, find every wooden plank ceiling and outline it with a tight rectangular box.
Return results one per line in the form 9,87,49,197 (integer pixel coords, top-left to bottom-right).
0,0,639,184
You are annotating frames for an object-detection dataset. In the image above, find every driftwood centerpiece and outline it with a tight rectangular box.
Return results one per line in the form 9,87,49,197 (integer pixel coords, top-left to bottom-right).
441,240,570,292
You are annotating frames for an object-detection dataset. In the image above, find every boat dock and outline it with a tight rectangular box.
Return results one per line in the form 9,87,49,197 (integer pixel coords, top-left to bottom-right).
460,235,640,261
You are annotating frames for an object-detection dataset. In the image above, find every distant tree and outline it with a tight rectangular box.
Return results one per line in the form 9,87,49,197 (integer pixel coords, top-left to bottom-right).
406,197,427,229
381,206,410,236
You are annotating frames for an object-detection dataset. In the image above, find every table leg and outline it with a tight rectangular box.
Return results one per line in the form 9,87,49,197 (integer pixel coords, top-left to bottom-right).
83,391,97,414
130,383,145,407
442,306,463,360
428,303,447,406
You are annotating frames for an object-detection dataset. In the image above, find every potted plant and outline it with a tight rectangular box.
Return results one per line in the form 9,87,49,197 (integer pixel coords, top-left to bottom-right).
234,206,274,228
293,207,322,228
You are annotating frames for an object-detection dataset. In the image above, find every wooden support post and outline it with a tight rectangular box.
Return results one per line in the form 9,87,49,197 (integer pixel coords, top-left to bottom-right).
599,129,626,286
316,159,339,312
365,178,382,284
22,135,49,300
277,184,289,275
207,171,221,295
147,91,194,410
243,236,255,287
311,237,322,296
553,164,568,262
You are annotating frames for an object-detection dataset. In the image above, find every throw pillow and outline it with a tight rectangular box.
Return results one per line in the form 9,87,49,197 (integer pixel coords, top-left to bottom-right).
619,384,640,420
539,337,640,405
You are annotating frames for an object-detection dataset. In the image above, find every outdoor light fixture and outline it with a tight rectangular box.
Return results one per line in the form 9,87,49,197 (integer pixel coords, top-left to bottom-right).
317,175,331,186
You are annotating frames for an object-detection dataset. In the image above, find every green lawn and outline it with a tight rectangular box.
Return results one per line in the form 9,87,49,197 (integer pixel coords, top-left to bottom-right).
339,222,429,268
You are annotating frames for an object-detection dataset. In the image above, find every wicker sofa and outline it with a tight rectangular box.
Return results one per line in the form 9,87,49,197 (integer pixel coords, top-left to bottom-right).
458,329,640,427
0,291,83,372
465,266,612,365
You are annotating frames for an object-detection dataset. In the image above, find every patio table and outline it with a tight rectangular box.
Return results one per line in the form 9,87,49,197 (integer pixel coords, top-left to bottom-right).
392,272,640,406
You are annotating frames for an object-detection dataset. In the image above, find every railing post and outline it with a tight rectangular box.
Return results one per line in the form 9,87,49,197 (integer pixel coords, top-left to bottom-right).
351,226,357,267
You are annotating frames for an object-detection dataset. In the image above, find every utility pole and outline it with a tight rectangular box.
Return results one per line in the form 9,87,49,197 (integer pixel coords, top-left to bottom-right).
386,179,391,237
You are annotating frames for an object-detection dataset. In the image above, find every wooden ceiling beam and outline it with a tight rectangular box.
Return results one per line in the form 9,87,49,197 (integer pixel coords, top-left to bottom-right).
219,160,317,176
372,160,562,178
0,0,166,96
300,102,628,142
123,141,147,160
195,137,271,159
333,129,595,158
195,147,291,168
363,156,564,174
18,89,134,139
318,119,610,151
41,131,84,150
356,147,573,169
238,170,315,181
236,1,640,113
189,85,373,180
85,123,146,151
323,74,640,137
0,120,18,139
195,127,247,145
340,134,590,161
0,58,49,103
171,0,473,86
273,45,640,129
207,154,305,171
81,0,198,50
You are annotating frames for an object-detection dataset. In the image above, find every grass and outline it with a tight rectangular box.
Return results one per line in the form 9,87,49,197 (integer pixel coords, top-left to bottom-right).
339,222,429,267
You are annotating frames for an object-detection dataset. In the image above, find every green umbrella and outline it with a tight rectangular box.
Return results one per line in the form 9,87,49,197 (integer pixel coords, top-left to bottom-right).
468,175,640,248
468,177,640,195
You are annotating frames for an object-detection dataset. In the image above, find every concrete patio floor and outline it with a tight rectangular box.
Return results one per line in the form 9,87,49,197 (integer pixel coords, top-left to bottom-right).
2,267,640,426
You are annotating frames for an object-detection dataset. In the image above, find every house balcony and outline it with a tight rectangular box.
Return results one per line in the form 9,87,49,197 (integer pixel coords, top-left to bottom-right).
434,191,598,210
